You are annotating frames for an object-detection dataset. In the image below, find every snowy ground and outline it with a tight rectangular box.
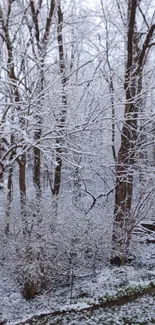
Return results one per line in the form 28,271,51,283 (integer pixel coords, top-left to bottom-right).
19,294,155,324
0,221,155,325
1,255,155,324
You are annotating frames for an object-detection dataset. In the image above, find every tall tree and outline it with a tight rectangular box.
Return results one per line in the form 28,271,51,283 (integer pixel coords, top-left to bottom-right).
29,0,55,197
0,0,27,218
111,0,155,265
52,3,67,197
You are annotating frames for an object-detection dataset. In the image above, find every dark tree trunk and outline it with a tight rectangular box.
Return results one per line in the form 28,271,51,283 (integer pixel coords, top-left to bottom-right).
111,1,155,264
52,4,67,197
18,154,26,213
29,1,55,198
33,131,41,197
53,143,62,196
5,165,13,234
111,1,138,264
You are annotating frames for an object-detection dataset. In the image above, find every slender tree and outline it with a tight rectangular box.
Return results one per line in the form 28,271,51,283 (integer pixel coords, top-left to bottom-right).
0,1,27,216
29,0,55,197
52,3,67,197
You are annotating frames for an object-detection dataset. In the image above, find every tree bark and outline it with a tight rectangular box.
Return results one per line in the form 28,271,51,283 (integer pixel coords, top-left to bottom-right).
5,165,13,234
111,0,155,264
18,154,26,213
33,130,41,197
30,0,55,198
53,4,67,197
0,4,27,218
5,134,15,234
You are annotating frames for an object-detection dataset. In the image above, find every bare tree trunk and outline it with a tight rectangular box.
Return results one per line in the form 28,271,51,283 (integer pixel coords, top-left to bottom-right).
33,58,44,198
53,143,62,196
29,0,55,198
33,130,41,197
18,154,26,213
5,141,14,234
111,1,155,265
0,146,4,186
111,1,138,264
5,165,13,234
0,4,28,218
29,1,66,199
53,4,67,197
33,58,43,197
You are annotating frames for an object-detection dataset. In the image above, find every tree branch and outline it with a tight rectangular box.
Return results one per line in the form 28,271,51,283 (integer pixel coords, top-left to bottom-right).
138,24,155,67
42,0,55,43
30,0,40,44
138,5,149,29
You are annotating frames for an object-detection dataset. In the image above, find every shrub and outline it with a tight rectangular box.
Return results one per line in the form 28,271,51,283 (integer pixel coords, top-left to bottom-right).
21,279,38,300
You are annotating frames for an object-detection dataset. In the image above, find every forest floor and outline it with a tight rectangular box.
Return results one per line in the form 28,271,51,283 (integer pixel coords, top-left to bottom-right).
1,241,155,325
16,293,155,325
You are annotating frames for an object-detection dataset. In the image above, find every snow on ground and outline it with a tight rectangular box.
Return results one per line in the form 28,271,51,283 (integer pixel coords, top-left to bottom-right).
0,225,155,325
33,294,155,325
1,254,155,324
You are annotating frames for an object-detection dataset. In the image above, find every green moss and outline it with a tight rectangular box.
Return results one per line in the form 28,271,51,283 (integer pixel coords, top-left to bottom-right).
97,281,155,305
